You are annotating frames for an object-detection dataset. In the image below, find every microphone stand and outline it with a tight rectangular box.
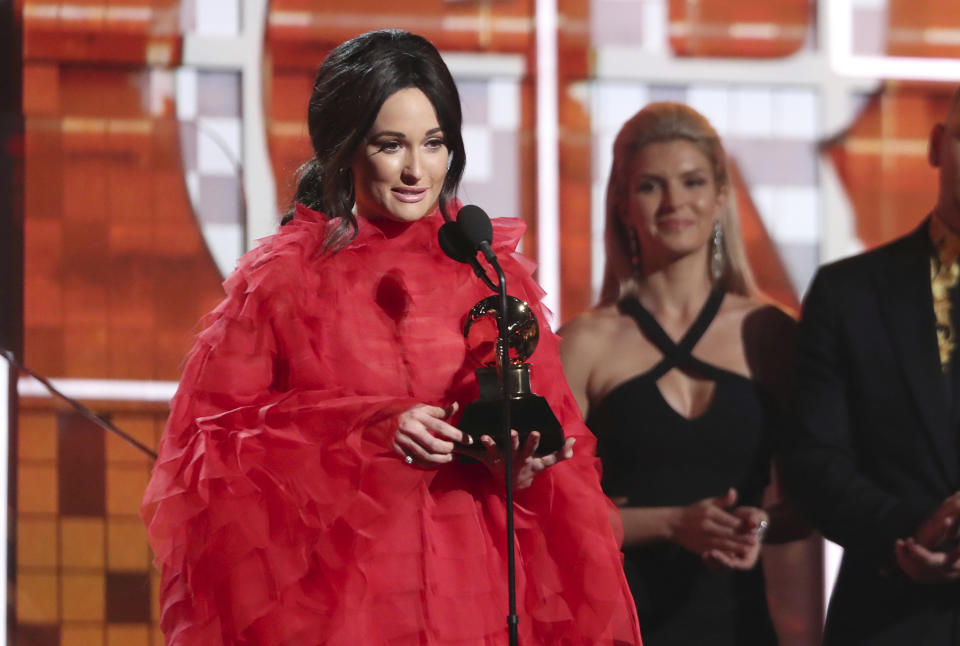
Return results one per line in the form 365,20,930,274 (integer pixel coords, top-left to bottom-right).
0,348,157,459
485,255,519,646
447,205,521,644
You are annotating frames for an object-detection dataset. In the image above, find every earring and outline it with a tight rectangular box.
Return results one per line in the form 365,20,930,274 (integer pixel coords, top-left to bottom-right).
627,226,642,278
710,219,725,282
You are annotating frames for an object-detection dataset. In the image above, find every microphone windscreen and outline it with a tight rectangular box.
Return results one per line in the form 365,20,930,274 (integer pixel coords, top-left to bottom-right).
438,221,475,263
457,205,493,250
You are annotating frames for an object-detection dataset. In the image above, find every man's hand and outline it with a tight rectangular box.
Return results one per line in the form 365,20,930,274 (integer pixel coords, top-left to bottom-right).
915,492,960,549
895,537,960,583
895,492,960,583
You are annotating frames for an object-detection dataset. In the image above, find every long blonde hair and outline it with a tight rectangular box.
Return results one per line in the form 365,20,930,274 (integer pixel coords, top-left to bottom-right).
599,102,757,304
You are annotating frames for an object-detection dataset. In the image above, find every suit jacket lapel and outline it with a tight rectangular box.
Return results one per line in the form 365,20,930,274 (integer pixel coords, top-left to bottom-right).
877,220,957,486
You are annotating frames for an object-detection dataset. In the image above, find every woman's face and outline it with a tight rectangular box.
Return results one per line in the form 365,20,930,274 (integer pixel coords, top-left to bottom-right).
622,138,726,263
351,87,450,223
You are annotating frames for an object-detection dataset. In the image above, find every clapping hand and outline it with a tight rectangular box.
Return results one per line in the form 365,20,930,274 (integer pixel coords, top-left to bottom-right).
702,503,768,571
669,488,766,571
895,492,960,583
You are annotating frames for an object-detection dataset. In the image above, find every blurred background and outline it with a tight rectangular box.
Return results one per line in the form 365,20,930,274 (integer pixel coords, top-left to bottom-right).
1,0,959,644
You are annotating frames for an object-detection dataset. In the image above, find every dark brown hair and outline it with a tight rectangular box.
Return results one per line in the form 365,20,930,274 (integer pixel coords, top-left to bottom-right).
285,30,466,251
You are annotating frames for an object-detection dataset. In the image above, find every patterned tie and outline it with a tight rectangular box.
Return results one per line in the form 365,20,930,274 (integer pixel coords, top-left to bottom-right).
930,216,960,371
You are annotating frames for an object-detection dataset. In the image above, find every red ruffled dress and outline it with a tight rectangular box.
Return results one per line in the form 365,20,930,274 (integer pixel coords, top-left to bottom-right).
141,205,643,646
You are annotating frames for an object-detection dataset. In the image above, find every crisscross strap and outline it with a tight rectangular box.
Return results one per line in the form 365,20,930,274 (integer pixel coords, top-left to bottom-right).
618,288,727,381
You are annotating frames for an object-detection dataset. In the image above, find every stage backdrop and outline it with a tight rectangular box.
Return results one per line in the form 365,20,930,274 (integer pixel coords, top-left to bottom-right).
13,0,960,644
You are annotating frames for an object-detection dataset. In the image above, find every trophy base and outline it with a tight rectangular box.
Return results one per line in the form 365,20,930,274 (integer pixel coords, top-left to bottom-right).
458,394,565,456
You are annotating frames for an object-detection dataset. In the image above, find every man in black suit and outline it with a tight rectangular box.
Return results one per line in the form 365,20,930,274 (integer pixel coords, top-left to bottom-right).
782,86,960,645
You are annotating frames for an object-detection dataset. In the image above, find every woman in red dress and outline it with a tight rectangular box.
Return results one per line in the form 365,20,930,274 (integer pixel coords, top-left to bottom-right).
141,29,642,646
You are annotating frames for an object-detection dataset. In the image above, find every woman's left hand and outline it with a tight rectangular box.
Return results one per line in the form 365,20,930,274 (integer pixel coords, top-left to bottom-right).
701,506,768,571
478,430,576,490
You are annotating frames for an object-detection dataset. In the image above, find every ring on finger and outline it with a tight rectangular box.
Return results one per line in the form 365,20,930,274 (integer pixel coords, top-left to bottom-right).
756,519,769,542
404,455,414,465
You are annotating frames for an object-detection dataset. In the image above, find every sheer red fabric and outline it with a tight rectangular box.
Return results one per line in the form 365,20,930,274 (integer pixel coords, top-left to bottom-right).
141,205,643,645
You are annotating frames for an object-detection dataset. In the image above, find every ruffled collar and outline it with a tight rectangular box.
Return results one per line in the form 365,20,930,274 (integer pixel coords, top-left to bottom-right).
290,202,528,255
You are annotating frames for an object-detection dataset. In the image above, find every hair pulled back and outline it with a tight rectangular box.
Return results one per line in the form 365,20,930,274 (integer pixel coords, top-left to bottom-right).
287,30,465,251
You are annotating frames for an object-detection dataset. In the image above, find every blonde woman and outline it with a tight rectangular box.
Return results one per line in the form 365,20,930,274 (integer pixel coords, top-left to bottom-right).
560,102,799,645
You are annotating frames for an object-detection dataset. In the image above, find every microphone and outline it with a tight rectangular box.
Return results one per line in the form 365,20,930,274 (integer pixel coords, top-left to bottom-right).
438,217,497,292
456,205,497,264
438,221,476,263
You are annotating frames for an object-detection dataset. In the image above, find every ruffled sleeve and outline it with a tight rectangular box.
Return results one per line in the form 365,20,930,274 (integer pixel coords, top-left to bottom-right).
141,235,425,645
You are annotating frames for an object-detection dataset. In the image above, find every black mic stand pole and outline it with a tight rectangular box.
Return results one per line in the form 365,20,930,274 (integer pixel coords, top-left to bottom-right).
487,257,519,646
452,204,520,644
0,348,157,459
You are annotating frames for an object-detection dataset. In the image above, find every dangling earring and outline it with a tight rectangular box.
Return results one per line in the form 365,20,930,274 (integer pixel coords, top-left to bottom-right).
710,219,725,282
627,226,642,278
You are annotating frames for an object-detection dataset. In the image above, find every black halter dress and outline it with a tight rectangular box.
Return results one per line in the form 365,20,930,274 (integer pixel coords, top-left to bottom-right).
586,289,779,645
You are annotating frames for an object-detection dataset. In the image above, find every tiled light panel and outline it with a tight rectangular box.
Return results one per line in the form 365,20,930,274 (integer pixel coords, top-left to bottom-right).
17,408,165,646
456,78,522,223
176,68,245,278
851,0,889,56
